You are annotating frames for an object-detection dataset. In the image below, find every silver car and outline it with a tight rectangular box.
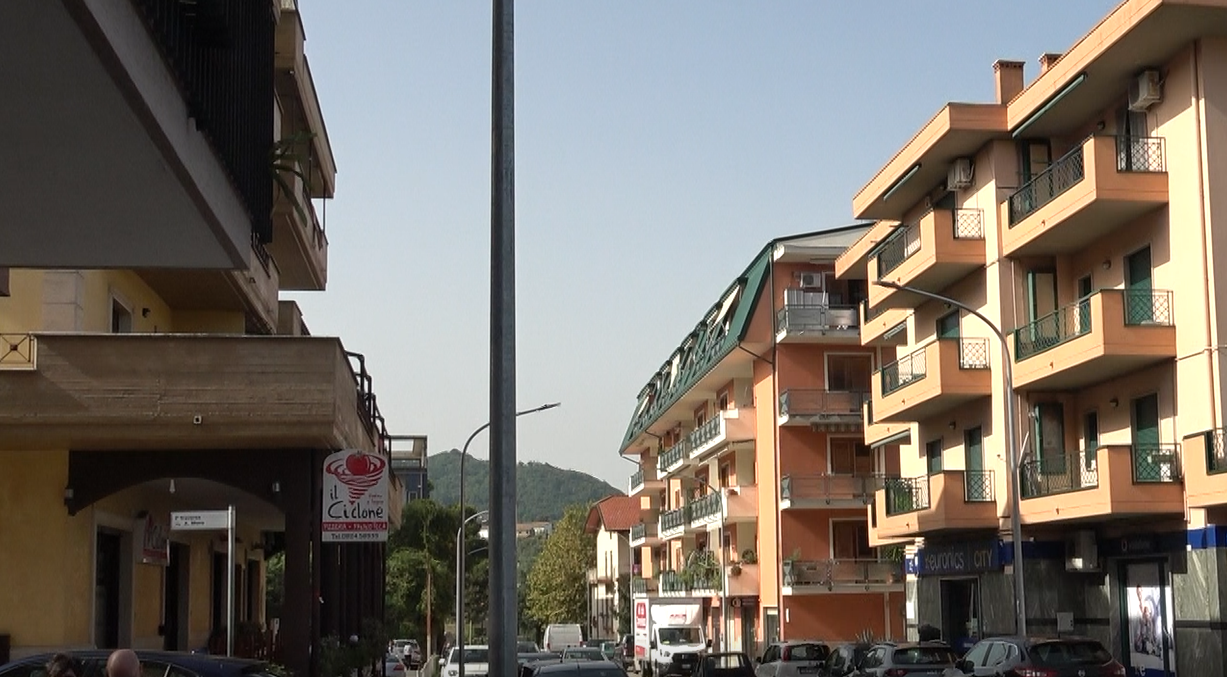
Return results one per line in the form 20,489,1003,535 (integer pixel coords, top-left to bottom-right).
755,642,830,677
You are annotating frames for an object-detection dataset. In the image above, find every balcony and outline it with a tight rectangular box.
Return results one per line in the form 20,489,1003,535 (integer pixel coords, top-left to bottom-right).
629,522,660,547
1002,135,1168,257
1185,429,1227,509
629,465,665,496
871,338,992,423
779,390,866,430
859,301,910,347
631,576,657,597
1019,445,1184,524
862,400,910,448
659,571,688,596
0,334,385,453
775,303,860,343
659,506,690,540
871,471,998,540
1010,289,1176,390
727,562,760,597
270,155,329,291
782,559,903,594
686,408,756,461
868,209,986,310
779,474,884,510
658,441,689,475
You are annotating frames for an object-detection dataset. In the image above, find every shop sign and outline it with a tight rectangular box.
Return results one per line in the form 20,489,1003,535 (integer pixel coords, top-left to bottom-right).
133,513,169,566
917,540,1001,576
322,449,389,543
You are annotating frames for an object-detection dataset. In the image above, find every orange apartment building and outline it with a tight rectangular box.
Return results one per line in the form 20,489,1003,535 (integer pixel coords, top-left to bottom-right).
621,227,907,653
834,0,1227,673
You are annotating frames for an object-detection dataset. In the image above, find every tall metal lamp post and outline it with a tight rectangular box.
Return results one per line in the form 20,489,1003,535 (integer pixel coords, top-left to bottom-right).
456,509,489,677
453,402,560,673
679,473,728,652
874,279,1026,635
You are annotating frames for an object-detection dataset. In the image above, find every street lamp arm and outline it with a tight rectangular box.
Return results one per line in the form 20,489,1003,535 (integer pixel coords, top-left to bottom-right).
876,280,1006,345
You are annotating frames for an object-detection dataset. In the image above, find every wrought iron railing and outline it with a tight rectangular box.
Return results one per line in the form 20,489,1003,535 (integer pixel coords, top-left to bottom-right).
781,474,885,503
779,390,868,419
687,416,723,451
658,441,688,472
1204,429,1227,475
251,231,274,275
631,577,650,595
963,470,995,502
861,299,885,322
776,304,859,334
953,208,985,239
1021,451,1098,498
1008,144,1085,225
0,334,36,370
880,346,927,395
957,338,991,369
1124,290,1174,326
690,492,723,521
344,351,390,455
876,223,922,278
660,506,690,532
1013,300,1091,360
1116,135,1166,173
1132,443,1182,483
659,570,686,594
629,469,644,492
133,0,275,242
884,476,930,515
783,559,902,587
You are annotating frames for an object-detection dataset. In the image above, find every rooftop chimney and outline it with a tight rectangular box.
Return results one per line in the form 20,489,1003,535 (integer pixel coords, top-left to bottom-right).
994,60,1026,104
1039,53,1064,74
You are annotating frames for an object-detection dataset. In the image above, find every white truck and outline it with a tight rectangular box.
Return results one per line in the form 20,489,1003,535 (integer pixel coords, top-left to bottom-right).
632,599,709,677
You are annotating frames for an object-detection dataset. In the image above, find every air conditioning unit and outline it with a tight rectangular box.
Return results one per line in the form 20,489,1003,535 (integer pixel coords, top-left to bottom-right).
1128,69,1163,111
1065,529,1100,572
947,158,974,190
799,272,824,289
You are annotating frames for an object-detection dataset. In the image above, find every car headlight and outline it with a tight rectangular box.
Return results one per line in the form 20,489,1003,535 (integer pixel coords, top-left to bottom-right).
448,670,458,676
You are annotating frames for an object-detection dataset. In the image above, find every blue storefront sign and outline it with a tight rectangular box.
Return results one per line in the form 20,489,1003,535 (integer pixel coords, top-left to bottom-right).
916,540,1002,576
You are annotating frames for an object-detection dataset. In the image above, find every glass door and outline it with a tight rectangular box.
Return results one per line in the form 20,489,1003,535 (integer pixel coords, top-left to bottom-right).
1077,275,1093,334
1126,246,1154,323
964,427,988,500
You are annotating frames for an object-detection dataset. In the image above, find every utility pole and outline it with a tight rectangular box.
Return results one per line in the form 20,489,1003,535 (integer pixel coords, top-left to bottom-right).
488,0,518,676
426,564,433,665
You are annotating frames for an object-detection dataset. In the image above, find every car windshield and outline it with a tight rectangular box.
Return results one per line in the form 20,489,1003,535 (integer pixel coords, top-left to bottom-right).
658,628,701,646
450,649,489,664
564,648,605,660
1029,641,1113,666
784,644,827,662
892,647,957,665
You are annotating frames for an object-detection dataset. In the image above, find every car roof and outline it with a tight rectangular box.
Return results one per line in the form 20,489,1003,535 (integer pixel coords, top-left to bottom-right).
534,660,622,673
6,651,264,672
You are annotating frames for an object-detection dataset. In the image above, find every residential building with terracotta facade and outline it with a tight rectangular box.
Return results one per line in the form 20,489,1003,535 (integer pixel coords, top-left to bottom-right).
834,0,1227,671
621,227,907,654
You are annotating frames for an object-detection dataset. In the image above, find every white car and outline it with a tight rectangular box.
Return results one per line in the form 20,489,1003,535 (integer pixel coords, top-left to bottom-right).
444,645,490,677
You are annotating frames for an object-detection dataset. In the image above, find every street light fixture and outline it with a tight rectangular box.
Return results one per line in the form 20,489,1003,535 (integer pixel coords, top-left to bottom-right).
452,402,561,674
677,473,728,653
874,279,1026,636
456,509,489,677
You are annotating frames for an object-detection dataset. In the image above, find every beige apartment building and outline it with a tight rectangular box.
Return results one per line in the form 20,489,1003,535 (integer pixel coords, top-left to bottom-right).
834,0,1227,672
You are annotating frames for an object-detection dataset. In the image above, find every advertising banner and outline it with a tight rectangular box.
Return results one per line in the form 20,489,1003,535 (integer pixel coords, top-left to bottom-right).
322,449,389,542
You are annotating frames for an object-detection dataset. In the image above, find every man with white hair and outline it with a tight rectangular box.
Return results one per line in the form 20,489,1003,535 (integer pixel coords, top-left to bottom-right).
106,649,140,677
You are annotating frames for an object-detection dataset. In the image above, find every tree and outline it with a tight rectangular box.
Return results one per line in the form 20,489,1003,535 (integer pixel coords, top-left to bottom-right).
616,573,632,635
525,504,596,625
265,551,285,620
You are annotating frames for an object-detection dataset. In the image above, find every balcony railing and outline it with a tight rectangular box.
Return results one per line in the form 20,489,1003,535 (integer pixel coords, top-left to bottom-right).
1205,429,1227,475
1014,290,1174,360
779,389,867,419
783,559,902,587
631,577,650,595
630,523,647,542
658,441,688,472
690,493,723,521
1132,443,1182,483
345,351,390,455
1116,135,1167,173
884,476,930,515
661,506,690,532
1124,290,1174,326
953,208,985,239
861,299,885,322
660,571,686,594
688,417,722,451
630,469,644,491
1008,144,1085,225
781,474,885,503
1021,451,1098,498
958,338,991,369
963,470,995,502
880,347,926,395
876,223,921,278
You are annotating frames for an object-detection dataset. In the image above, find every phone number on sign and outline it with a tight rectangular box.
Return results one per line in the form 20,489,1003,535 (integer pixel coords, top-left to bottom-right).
322,532,387,541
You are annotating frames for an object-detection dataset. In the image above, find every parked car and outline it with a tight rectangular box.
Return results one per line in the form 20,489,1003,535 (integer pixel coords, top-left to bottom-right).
600,643,620,662
563,647,609,662
0,651,270,677
820,644,873,677
950,636,1125,677
697,653,755,677
520,652,563,666
754,641,829,677
545,624,586,652
522,659,629,677
385,655,409,676
851,642,958,677
443,645,491,677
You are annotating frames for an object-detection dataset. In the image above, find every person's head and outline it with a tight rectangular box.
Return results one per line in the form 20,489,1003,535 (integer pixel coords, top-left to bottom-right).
106,649,140,677
46,654,80,677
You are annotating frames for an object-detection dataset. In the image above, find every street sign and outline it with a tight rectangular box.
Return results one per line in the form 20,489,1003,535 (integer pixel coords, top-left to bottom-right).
171,510,231,531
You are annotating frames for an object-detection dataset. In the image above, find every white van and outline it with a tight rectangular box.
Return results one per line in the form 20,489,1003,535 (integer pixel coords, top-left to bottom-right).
543,624,584,652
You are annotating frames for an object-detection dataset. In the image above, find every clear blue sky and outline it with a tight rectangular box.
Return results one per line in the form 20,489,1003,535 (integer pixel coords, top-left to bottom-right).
290,0,1119,488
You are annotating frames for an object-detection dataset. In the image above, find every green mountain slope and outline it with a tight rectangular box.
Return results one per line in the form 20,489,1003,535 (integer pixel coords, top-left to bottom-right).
427,450,622,522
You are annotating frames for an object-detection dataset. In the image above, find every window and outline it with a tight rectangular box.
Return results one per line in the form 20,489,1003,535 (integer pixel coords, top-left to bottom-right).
1083,410,1099,467
831,520,873,560
936,311,960,340
830,438,873,474
827,354,873,392
718,463,731,488
110,297,133,333
926,439,943,475
961,642,991,667
717,390,731,410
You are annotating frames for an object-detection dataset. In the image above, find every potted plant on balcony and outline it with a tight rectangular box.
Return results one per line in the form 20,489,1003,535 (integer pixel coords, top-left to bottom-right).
741,549,758,564
880,544,905,583
271,131,318,227
729,561,742,577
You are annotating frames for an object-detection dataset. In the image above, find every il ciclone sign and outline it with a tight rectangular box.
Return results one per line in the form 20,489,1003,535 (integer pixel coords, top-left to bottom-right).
322,449,389,543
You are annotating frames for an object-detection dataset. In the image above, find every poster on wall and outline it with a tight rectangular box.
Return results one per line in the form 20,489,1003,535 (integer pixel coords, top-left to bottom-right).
1126,562,1175,677
321,449,389,543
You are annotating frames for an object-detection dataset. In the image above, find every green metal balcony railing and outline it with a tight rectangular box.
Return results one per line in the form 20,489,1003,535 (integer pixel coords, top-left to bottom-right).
1021,451,1098,498
779,389,867,420
953,208,985,239
660,505,690,532
1014,290,1174,361
861,299,885,323
631,576,650,595
1205,429,1227,475
875,222,921,278
630,523,647,542
629,469,644,491
1115,135,1167,173
658,441,688,472
689,492,723,521
687,416,722,452
884,476,930,516
1008,144,1085,225
963,470,995,502
1124,289,1173,326
660,570,686,594
1132,443,1182,483
880,346,926,395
